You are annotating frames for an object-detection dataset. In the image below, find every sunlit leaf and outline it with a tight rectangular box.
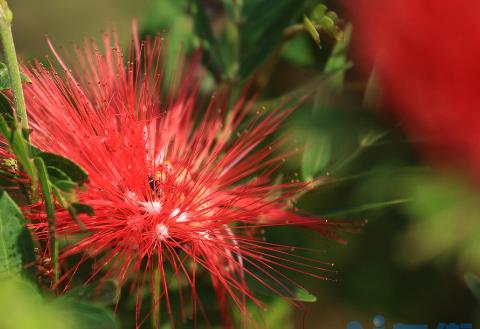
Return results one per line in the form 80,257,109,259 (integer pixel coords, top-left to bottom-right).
0,189,34,278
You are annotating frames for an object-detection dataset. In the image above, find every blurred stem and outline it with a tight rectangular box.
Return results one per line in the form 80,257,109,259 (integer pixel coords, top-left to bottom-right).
151,269,161,329
0,0,29,130
0,1,38,203
329,148,363,175
319,199,409,217
283,23,306,39
251,24,305,90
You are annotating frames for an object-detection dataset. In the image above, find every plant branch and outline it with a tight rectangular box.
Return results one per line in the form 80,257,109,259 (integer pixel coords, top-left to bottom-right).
0,0,29,130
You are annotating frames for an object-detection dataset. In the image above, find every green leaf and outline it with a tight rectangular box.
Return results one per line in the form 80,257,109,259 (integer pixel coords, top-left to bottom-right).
281,34,315,66
191,0,224,78
38,152,88,185
0,116,36,180
324,23,353,90
0,189,35,278
301,132,332,181
0,92,14,125
140,0,193,85
311,4,328,21
46,166,71,182
220,0,237,21
69,203,94,217
0,62,30,91
358,127,390,148
309,4,342,41
53,180,77,192
465,273,480,303
239,0,307,78
246,267,317,302
53,298,119,329
303,15,320,46
65,280,120,306
241,0,304,40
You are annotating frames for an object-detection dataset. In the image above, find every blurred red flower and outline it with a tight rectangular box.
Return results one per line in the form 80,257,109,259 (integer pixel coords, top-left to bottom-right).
349,0,480,177
17,28,350,328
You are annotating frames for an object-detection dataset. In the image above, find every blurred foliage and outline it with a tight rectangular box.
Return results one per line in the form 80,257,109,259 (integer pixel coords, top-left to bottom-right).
0,277,118,329
396,173,480,273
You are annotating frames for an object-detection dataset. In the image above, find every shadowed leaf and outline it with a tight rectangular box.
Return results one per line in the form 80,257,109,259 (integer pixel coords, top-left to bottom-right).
38,152,88,185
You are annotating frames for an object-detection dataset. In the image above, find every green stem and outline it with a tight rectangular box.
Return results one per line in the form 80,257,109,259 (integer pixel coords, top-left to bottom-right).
34,157,59,286
0,1,28,130
151,269,161,329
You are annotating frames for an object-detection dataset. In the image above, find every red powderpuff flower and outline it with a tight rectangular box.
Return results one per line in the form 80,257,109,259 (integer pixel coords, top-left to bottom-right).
348,0,480,179
18,28,350,328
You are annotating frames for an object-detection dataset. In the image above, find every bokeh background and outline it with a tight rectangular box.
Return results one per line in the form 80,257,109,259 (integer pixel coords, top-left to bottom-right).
7,0,480,328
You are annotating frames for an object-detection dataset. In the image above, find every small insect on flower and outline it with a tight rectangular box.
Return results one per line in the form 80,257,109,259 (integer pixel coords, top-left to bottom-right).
14,25,354,328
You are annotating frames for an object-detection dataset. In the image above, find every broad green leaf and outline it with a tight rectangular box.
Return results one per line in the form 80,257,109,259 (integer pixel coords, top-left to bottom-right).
65,280,120,306
0,62,30,91
0,189,34,277
38,152,88,185
465,273,480,303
